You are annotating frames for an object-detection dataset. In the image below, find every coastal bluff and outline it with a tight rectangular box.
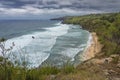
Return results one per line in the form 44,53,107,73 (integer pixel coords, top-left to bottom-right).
61,13,120,80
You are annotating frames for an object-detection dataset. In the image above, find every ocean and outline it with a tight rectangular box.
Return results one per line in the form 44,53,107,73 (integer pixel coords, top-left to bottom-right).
0,20,91,68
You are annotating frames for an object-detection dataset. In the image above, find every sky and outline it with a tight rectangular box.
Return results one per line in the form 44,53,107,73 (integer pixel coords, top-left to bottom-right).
0,0,120,19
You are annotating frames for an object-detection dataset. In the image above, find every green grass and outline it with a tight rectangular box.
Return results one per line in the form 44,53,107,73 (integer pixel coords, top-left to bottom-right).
0,64,76,80
0,63,107,80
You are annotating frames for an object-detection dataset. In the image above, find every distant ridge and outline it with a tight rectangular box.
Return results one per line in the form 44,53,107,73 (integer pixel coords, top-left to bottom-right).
50,17,67,21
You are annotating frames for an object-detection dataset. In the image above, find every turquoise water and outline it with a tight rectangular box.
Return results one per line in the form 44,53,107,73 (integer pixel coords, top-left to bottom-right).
0,20,90,68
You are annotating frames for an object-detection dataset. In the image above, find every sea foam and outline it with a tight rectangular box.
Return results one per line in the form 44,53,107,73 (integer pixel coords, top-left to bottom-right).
3,22,70,68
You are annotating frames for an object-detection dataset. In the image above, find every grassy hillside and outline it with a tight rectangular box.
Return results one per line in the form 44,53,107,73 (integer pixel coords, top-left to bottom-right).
63,13,120,56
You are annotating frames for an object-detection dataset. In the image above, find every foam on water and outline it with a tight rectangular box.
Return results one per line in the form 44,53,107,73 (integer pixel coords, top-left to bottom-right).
57,27,89,62
40,24,90,66
3,22,70,68
86,33,93,49
0,21,91,68
60,45,85,62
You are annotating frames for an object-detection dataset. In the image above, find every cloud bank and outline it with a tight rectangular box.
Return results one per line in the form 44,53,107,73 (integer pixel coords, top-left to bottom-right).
0,0,120,19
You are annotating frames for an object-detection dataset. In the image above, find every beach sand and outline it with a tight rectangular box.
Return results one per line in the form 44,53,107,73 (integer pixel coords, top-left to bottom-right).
80,32,102,61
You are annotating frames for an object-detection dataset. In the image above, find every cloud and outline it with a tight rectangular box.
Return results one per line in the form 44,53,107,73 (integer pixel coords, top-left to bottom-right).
0,5,102,15
0,6,103,19
0,0,120,19
1,0,120,10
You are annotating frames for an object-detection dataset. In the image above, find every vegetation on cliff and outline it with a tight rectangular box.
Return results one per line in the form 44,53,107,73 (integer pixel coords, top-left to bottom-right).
63,12,120,56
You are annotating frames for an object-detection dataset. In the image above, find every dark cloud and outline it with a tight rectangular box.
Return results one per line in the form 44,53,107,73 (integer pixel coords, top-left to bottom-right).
0,0,120,10
0,0,120,19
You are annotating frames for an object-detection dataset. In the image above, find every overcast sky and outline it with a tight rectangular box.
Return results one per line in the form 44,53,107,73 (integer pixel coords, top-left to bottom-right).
0,0,120,19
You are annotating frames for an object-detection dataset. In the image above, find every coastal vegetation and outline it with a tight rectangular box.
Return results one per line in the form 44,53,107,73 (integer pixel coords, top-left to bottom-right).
63,12,120,56
0,12,120,80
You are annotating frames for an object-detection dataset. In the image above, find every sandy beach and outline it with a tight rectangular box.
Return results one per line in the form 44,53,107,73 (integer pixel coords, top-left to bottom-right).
80,32,102,61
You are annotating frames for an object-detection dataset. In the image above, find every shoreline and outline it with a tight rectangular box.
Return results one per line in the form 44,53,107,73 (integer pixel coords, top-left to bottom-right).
80,32,102,61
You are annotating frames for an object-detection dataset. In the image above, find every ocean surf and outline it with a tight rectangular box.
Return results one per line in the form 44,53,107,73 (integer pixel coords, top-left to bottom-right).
0,20,90,68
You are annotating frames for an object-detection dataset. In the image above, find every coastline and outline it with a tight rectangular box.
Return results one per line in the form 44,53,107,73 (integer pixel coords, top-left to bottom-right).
80,32,102,61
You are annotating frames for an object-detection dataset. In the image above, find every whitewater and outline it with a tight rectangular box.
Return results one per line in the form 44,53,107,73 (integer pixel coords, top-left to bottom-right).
0,20,90,68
